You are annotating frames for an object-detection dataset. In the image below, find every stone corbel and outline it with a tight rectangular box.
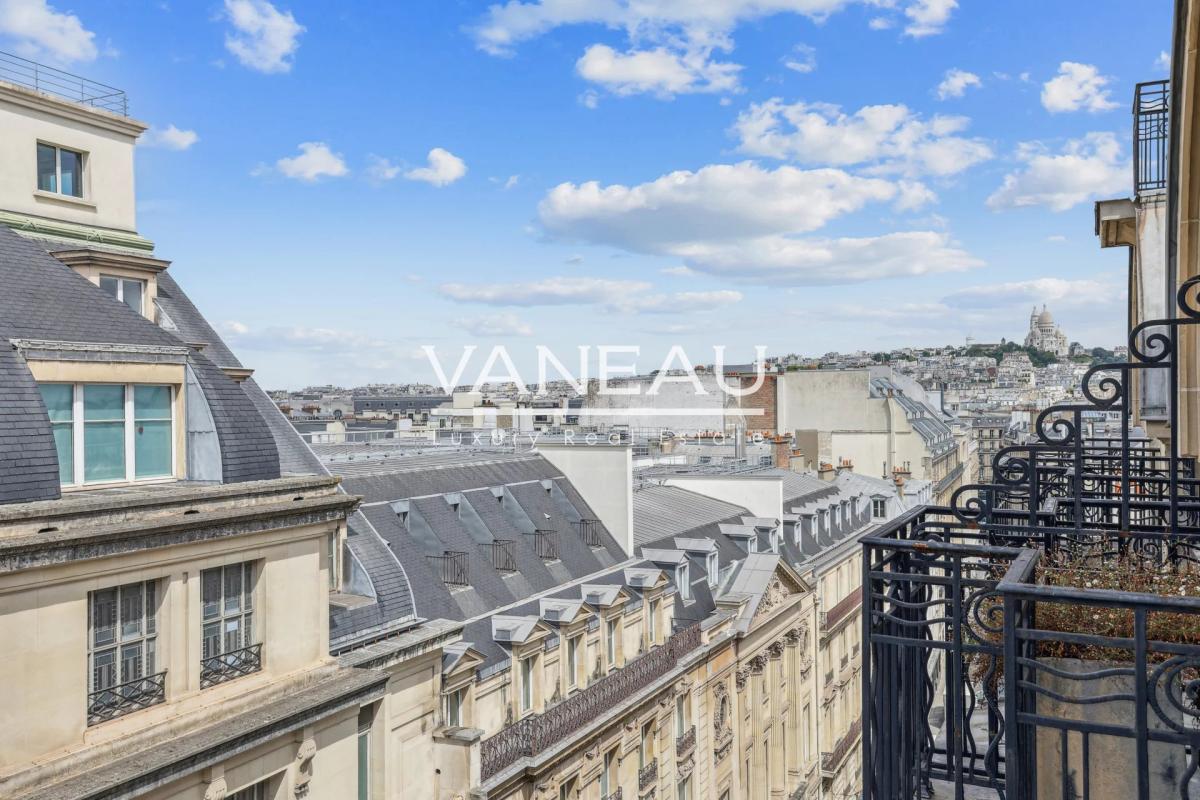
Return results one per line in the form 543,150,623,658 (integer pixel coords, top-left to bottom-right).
292,726,317,798
202,767,227,800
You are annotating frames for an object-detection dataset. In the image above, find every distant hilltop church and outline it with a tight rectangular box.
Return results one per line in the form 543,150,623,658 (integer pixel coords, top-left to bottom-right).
1024,305,1069,356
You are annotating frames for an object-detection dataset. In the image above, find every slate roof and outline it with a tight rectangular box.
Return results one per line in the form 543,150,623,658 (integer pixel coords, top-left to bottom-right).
631,484,750,547
0,224,287,501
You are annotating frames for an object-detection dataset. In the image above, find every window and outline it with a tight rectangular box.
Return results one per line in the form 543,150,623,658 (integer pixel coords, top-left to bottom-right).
358,706,374,800
200,562,259,687
99,275,145,316
37,142,84,197
520,655,535,712
444,686,466,727
676,776,692,800
606,618,618,666
872,498,887,518
566,635,580,689
39,383,175,486
228,780,270,800
558,777,576,800
677,563,690,602
675,694,687,737
600,748,617,796
706,552,719,588
87,581,162,724
648,599,659,644
639,721,654,768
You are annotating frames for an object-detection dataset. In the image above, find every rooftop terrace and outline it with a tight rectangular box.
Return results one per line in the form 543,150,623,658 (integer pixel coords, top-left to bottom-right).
0,48,127,116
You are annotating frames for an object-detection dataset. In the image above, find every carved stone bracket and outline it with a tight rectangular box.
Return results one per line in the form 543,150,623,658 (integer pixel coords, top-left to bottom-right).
292,727,317,798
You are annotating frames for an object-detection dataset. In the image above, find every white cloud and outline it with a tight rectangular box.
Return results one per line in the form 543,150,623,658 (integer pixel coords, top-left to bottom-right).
1157,51,1171,72
405,148,467,187
732,99,992,177
782,43,816,74
273,142,348,181
936,68,981,100
452,313,534,337
576,43,740,96
537,162,976,285
365,155,402,182
0,0,97,62
1041,62,1119,113
904,0,957,37
503,174,520,189
986,132,1127,212
223,0,303,74
141,124,199,151
579,89,600,109
439,276,740,313
868,16,892,30
1047,234,1067,242
540,161,898,252
661,265,698,277
942,277,1120,309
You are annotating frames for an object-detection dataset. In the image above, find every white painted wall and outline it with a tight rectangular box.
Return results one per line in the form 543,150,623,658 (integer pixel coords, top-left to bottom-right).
0,84,145,232
537,443,634,556
662,475,783,520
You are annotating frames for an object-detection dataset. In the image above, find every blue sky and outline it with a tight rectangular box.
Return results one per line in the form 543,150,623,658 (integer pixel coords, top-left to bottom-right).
0,0,1174,389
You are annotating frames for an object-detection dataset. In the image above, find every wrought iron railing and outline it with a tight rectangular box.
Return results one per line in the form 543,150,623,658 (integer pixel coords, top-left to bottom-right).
578,517,604,547
87,670,167,725
822,718,862,777
676,724,696,757
534,528,559,560
0,49,128,115
603,789,624,800
822,589,863,635
1134,80,1169,196
480,623,702,782
428,550,469,586
200,643,263,689
488,539,517,572
638,758,658,791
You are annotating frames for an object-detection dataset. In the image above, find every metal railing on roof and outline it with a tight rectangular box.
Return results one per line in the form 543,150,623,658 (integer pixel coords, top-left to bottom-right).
1134,79,1169,196
0,49,127,115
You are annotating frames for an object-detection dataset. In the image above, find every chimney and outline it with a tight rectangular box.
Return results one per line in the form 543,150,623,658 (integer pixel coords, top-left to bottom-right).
836,457,854,476
772,434,794,469
818,461,836,481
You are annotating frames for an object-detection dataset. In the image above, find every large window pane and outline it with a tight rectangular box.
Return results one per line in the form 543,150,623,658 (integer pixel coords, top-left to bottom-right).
134,385,171,478
37,143,56,192
59,148,82,197
91,589,117,648
40,384,74,484
99,275,119,300
84,385,125,482
121,279,143,315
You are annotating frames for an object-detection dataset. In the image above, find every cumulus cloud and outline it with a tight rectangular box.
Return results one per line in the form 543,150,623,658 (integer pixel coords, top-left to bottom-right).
782,43,816,74
732,99,992,177
904,0,957,37
452,313,534,337
1157,51,1171,72
440,276,740,314
272,142,348,181
141,124,199,151
942,277,1120,309
536,162,976,285
986,132,1127,212
223,0,303,74
365,155,402,182
1041,62,1119,113
576,44,740,96
405,148,467,187
0,0,96,62
936,68,981,100
661,265,699,277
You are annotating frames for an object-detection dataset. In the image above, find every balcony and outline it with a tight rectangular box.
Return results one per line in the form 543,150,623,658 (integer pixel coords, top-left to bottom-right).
1134,79,1169,196
0,49,128,115
821,589,863,638
480,624,702,782
676,724,696,758
603,790,624,800
533,528,559,560
821,718,862,778
200,643,263,688
638,758,658,792
87,670,166,725
487,539,518,572
428,550,469,586
578,517,604,548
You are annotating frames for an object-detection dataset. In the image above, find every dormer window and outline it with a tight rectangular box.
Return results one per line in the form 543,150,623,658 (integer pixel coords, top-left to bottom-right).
37,142,84,198
706,552,719,588
677,563,691,602
99,275,145,316
872,499,887,519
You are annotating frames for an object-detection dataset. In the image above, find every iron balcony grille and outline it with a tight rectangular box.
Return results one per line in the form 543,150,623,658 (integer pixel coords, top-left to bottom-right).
479,623,702,782
488,539,518,572
0,49,128,116
429,550,469,586
534,529,559,561
200,643,263,689
87,670,166,725
821,718,861,778
578,518,604,548
1134,80,1169,196
676,724,696,757
638,758,658,791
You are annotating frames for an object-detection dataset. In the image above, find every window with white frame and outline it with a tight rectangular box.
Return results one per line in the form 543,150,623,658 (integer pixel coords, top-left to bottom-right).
99,275,146,316
566,634,580,688
600,748,617,796
201,562,258,684
39,383,174,486
676,563,690,602
648,598,659,644
676,776,692,800
37,142,84,197
872,498,887,518
520,655,535,712
706,551,719,588
227,779,271,800
87,580,161,723
444,685,466,727
606,617,618,666
675,693,687,737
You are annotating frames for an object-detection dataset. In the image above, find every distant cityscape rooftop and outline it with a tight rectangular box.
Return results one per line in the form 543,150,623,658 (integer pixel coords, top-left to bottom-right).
0,49,127,116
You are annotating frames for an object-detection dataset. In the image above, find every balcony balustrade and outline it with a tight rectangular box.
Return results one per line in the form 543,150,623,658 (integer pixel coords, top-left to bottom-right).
480,624,702,782
533,529,559,561
822,718,862,778
87,670,167,725
200,643,263,689
676,724,696,758
602,790,623,800
428,550,469,586
638,758,658,792
488,539,517,572
578,517,604,548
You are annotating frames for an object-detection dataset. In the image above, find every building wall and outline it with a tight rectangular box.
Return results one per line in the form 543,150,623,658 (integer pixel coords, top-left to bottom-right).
662,475,784,520
0,83,143,233
538,442,634,556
